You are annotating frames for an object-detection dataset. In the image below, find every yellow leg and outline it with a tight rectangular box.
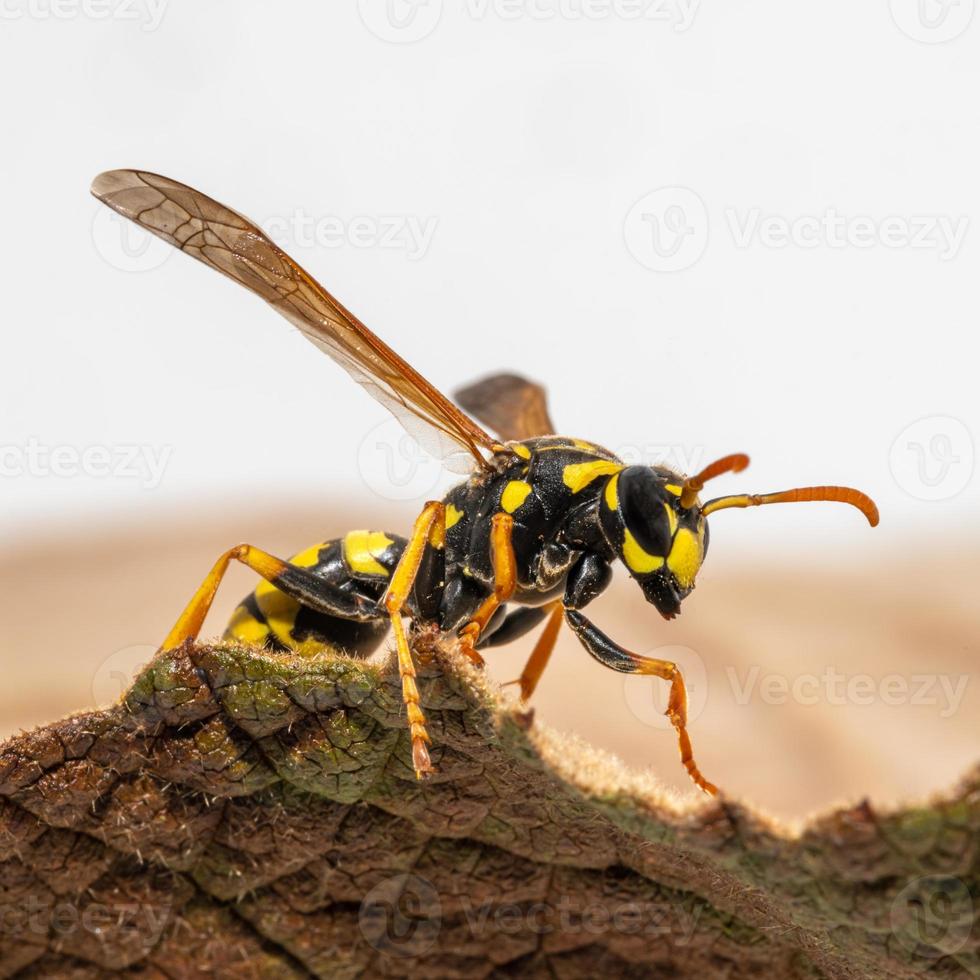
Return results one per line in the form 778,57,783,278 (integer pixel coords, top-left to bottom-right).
458,513,518,655
382,501,445,779
635,655,717,796
161,544,287,652
509,600,563,702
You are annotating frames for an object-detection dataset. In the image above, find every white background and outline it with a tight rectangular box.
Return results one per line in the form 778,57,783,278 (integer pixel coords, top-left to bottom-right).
1,0,977,554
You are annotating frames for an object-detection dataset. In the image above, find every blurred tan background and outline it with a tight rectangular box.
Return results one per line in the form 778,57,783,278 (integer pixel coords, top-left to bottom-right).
3,498,976,824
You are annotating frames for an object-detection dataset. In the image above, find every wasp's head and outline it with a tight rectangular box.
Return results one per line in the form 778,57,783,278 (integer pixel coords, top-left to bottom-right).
599,454,879,619
598,464,708,618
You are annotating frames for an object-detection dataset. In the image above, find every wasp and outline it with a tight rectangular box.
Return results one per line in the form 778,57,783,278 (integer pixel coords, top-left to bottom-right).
91,170,879,795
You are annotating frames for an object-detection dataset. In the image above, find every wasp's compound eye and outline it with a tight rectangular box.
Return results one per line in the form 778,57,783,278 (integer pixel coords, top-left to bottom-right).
618,466,673,557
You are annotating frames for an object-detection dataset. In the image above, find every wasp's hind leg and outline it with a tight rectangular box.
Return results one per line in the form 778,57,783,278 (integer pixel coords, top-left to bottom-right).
479,601,564,702
564,609,718,796
161,541,385,653
223,537,400,659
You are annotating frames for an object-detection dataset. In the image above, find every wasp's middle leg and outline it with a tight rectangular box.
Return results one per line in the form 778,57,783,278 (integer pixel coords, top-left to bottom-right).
480,601,564,702
457,513,518,659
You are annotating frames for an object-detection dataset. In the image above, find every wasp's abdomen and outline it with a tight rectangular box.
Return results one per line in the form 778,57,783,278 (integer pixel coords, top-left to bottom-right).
223,531,403,658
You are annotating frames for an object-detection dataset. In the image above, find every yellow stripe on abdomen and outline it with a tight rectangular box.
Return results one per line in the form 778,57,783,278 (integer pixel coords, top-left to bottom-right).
343,530,394,577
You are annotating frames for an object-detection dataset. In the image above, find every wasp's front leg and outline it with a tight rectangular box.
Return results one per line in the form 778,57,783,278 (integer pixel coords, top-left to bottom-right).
563,607,719,797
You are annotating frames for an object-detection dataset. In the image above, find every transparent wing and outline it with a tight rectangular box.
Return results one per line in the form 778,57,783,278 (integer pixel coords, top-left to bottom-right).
454,372,556,442
91,169,496,473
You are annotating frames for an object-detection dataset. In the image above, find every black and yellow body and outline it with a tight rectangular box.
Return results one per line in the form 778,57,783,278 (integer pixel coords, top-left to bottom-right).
91,169,880,796
224,436,706,661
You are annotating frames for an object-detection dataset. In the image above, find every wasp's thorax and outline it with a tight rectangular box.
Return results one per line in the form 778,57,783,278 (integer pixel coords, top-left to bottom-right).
598,465,708,619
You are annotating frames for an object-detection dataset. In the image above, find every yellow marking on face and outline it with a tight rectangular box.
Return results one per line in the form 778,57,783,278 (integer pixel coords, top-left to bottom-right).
667,527,702,589
343,530,394,577
501,480,533,514
622,529,665,574
446,503,464,529
665,484,682,497
664,503,678,536
604,473,619,510
562,460,623,494
511,443,532,460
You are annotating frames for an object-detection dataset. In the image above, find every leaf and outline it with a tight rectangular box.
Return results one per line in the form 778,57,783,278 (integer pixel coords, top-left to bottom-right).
0,641,976,978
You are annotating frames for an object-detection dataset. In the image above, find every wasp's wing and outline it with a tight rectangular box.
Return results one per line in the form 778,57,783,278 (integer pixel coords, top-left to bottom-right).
454,373,556,442
91,169,496,473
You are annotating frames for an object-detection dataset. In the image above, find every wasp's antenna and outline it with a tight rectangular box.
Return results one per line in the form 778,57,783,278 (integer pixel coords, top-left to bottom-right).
679,453,750,508
702,486,880,526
